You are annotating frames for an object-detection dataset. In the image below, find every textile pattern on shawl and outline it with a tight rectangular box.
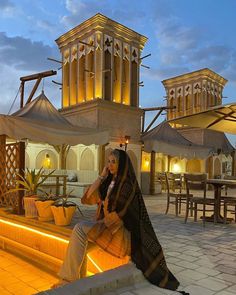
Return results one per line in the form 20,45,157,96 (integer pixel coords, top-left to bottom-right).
99,149,179,291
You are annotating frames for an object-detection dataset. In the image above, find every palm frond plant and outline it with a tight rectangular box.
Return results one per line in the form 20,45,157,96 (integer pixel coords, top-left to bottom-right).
6,167,55,218
51,191,83,226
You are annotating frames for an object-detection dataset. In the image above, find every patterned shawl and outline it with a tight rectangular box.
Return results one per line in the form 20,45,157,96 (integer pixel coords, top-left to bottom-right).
99,149,179,291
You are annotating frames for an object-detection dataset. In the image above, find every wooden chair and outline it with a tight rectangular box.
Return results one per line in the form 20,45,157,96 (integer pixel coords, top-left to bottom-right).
184,173,217,226
165,172,189,216
167,172,183,193
223,175,236,196
223,198,236,223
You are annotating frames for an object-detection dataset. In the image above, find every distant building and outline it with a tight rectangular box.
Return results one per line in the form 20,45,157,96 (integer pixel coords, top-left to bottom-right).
162,68,234,178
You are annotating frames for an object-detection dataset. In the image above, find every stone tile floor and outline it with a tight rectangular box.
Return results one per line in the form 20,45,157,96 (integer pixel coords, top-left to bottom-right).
1,191,236,295
0,250,58,294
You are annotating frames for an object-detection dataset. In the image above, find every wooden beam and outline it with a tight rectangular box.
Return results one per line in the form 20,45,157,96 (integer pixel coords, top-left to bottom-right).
144,110,162,133
25,77,42,105
20,70,57,82
20,81,25,108
142,106,176,111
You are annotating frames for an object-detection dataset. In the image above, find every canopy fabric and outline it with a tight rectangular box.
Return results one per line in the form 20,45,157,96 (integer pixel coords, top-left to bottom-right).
13,92,73,126
0,92,109,146
141,121,211,159
168,103,236,135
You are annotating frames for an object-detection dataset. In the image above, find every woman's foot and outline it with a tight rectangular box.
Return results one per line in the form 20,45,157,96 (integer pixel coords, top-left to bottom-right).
51,279,70,289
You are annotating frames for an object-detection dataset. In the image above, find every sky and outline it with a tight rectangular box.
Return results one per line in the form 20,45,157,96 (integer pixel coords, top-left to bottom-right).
0,0,236,145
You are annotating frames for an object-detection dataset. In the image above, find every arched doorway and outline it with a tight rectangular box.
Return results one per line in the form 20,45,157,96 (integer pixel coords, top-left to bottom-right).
66,149,77,170
80,148,95,170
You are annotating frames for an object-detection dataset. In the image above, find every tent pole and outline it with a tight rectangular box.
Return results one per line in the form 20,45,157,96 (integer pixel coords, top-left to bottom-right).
150,151,156,195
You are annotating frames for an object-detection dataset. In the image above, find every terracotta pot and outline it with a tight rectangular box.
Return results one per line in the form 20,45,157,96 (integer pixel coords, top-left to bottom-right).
51,205,76,226
35,200,55,222
23,195,38,218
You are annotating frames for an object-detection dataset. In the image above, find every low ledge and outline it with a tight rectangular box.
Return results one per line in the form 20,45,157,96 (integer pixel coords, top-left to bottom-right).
37,263,145,295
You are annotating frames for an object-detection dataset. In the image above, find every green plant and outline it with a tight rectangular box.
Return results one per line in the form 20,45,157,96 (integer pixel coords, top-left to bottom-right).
7,167,55,196
36,192,59,202
51,192,83,217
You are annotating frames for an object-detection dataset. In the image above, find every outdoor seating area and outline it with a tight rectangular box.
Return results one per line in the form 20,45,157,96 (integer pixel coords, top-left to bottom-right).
158,172,236,225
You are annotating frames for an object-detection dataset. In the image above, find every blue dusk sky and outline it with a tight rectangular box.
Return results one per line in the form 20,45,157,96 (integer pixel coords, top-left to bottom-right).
0,0,236,144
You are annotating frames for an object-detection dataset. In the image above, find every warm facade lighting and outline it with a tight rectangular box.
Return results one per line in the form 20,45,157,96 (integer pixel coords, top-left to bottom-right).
0,218,103,274
173,162,181,173
43,153,51,169
0,218,69,243
119,135,131,151
87,254,103,272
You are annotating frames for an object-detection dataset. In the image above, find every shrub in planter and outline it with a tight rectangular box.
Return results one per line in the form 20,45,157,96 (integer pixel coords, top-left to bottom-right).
5,168,55,218
35,194,59,222
51,195,83,226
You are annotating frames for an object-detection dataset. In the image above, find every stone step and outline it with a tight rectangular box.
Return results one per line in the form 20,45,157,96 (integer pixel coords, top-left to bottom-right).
37,262,145,295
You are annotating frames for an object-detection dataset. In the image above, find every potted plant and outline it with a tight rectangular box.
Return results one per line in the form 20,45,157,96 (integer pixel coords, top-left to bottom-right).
35,193,59,222
51,193,83,226
7,168,55,218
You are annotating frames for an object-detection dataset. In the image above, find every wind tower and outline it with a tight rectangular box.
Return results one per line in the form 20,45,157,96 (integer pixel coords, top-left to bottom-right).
56,13,148,178
162,68,227,121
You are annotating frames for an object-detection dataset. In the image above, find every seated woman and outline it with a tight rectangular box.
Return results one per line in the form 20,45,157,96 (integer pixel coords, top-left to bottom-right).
54,149,182,293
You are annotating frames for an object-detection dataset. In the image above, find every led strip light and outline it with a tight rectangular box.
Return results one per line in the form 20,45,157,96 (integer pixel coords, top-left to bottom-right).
0,218,102,272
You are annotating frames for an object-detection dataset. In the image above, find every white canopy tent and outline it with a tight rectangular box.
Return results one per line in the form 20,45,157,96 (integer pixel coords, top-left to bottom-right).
0,92,109,146
168,103,236,135
142,121,211,159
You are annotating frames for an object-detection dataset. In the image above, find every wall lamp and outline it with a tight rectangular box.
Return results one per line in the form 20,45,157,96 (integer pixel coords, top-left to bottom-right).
120,135,131,151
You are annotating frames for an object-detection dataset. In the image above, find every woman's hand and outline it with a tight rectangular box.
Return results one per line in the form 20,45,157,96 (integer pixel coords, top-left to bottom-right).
100,165,109,178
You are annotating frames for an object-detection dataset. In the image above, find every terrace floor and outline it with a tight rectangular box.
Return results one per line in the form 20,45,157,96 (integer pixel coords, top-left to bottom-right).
0,189,236,295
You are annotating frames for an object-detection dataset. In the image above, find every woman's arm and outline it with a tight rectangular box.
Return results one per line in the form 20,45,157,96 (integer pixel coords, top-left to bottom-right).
87,166,108,196
81,166,108,204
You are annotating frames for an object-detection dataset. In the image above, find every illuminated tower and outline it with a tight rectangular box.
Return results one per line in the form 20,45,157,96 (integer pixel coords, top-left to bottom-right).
56,13,147,179
56,13,147,109
162,68,227,121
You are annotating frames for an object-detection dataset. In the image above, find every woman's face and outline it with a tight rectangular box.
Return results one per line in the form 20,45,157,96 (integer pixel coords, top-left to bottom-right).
107,154,119,176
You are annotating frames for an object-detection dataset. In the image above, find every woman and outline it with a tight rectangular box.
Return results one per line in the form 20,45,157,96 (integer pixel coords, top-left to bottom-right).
55,149,181,292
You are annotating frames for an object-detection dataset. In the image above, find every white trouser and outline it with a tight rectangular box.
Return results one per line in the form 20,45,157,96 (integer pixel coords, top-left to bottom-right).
58,220,97,281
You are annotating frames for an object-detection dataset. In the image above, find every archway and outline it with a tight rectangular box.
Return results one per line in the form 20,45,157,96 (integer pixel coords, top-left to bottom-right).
66,149,77,170
36,150,57,169
80,148,95,170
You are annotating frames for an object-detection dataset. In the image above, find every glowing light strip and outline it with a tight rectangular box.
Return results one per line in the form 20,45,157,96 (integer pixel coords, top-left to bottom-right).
0,218,103,273
87,254,103,272
0,218,69,243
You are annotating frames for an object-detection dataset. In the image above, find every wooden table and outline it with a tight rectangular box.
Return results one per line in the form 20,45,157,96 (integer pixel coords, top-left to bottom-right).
41,174,67,196
207,179,236,223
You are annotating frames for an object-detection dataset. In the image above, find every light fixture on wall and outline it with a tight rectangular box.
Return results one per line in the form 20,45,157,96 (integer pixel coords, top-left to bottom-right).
119,135,131,151
43,153,51,169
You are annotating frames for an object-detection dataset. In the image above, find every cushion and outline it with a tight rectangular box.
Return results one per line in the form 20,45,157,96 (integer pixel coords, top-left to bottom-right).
67,171,78,182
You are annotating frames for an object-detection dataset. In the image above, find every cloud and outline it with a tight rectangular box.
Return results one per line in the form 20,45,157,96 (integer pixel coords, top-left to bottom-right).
147,4,236,84
0,0,17,17
0,32,62,114
0,32,59,71
61,0,145,30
